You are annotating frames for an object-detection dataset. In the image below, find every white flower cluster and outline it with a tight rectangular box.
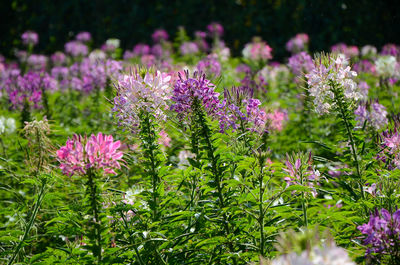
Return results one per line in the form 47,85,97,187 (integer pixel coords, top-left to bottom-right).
305,55,361,114
0,116,16,135
375,55,398,78
270,244,355,265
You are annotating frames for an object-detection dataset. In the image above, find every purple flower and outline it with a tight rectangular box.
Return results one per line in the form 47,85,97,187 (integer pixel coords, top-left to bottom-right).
180,42,199,56
133,43,150,56
152,29,169,43
378,129,400,170
358,208,400,257
207,22,224,38
51,52,67,66
196,55,221,79
27,54,47,71
21,31,39,46
287,52,315,76
353,60,376,74
171,71,220,121
355,101,388,130
75,31,92,42
65,41,88,57
381,44,400,57
286,33,309,54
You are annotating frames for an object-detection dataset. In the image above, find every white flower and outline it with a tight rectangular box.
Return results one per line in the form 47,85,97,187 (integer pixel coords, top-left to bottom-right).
106,38,120,49
375,55,398,77
0,116,16,134
89,49,107,62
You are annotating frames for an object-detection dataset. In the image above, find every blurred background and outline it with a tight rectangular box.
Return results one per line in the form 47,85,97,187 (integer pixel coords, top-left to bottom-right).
1,0,399,60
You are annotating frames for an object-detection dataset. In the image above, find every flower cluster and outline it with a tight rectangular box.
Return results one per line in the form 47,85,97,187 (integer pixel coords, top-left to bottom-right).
287,52,315,77
196,54,221,79
65,41,89,57
354,101,388,130
152,29,169,43
270,244,355,265
207,22,224,38
57,132,123,176
353,59,376,74
361,45,377,58
305,54,361,114
331,43,359,58
170,71,220,120
358,208,400,257
283,152,320,197
378,130,400,170
21,31,39,46
51,52,67,66
242,40,273,62
266,109,288,132
76,31,92,43
180,41,199,55
381,44,400,57
0,116,16,135
375,55,398,78
286,33,309,54
113,69,171,133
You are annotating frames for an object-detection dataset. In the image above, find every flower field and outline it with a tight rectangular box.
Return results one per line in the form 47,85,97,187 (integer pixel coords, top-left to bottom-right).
1,23,400,264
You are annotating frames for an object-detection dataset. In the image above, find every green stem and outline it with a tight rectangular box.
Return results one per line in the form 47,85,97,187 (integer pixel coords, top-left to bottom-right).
87,169,102,264
258,159,265,256
301,192,308,227
8,179,46,265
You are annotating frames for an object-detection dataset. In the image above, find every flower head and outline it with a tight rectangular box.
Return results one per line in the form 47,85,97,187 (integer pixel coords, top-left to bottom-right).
305,53,360,114
65,41,88,57
287,52,315,77
75,31,92,42
242,40,273,62
57,132,123,176
113,68,171,133
21,31,39,46
207,22,224,38
286,33,309,54
152,29,169,43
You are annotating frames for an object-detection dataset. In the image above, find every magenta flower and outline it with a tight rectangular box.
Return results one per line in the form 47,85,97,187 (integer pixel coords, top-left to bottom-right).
286,33,309,54
378,129,400,170
266,109,288,132
57,133,123,176
196,54,221,78
65,41,88,57
133,43,151,56
242,41,273,62
287,51,315,77
207,22,224,38
21,31,39,46
152,29,169,43
51,52,67,66
180,42,199,55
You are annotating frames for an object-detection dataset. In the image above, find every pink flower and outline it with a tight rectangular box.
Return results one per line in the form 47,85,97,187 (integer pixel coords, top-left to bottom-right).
57,133,123,176
158,130,171,148
266,109,288,132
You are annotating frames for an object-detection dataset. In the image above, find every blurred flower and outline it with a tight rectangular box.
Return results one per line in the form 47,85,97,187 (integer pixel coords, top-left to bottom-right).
57,132,123,176
158,130,171,148
242,40,273,62
286,33,309,54
152,29,169,43
89,49,107,62
207,22,224,38
21,31,39,46
51,51,67,66
266,109,288,132
27,54,47,71
0,116,16,135
133,43,151,56
196,54,221,79
375,55,398,78
180,41,199,55
354,101,388,130
287,52,314,77
353,59,376,74
381,44,400,57
378,129,400,170
361,45,377,58
75,31,92,42
65,41,88,57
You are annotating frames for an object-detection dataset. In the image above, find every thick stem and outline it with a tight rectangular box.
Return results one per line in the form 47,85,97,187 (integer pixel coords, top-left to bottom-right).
301,192,308,227
258,164,265,256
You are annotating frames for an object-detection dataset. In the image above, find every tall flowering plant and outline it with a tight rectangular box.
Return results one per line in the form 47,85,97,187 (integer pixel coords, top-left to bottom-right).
305,53,364,199
112,68,171,222
57,132,123,264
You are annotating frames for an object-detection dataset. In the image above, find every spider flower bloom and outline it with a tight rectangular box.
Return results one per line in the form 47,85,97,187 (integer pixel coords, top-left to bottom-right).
361,45,378,58
65,41,88,57
170,71,220,121
285,33,309,54
242,41,273,62
196,54,221,78
378,129,400,170
305,54,361,114
207,22,224,38
113,69,171,133
152,29,169,43
375,55,398,78
287,52,315,77
283,152,320,198
358,208,400,258
27,54,47,71
180,41,199,55
75,31,92,43
266,109,288,132
21,31,39,46
381,44,400,57
133,43,151,56
51,52,67,66
354,101,388,130
57,133,123,176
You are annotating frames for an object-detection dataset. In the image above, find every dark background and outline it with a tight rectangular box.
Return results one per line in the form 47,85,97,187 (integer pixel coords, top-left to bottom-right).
1,0,399,60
